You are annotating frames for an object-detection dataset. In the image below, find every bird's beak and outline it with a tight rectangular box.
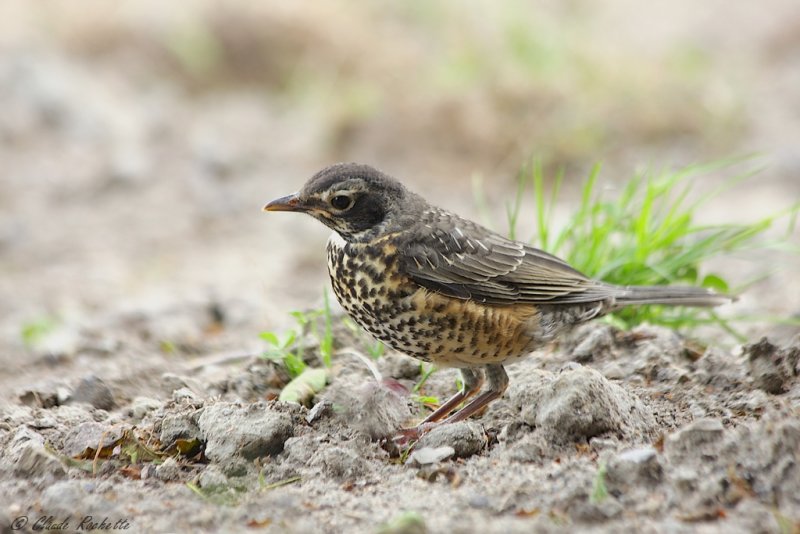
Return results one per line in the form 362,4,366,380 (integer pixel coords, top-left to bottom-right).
263,193,305,212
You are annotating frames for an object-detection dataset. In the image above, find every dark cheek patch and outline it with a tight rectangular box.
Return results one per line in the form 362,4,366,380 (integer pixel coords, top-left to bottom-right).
346,195,385,232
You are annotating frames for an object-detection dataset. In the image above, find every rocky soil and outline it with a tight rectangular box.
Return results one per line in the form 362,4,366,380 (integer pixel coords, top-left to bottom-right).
1,318,799,532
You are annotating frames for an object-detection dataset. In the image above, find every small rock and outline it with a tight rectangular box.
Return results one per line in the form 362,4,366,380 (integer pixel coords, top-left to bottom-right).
140,463,157,480
467,495,491,509
415,422,485,458
653,364,689,383
694,347,743,388
130,397,161,420
227,361,288,401
198,465,231,491
56,387,71,404
306,399,333,424
18,384,62,408
571,325,616,363
62,422,125,457
602,363,626,380
406,446,455,467
671,466,700,494
664,418,725,462
155,457,182,481
509,366,656,443
69,375,115,410
198,402,294,462
159,412,201,445
5,428,65,479
589,437,617,453
14,442,66,479
162,373,205,397
506,369,554,406
629,325,684,353
744,337,799,394
6,427,45,452
606,447,663,488
173,387,199,403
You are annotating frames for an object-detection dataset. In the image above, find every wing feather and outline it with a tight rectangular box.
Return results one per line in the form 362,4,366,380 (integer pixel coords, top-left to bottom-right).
400,209,615,305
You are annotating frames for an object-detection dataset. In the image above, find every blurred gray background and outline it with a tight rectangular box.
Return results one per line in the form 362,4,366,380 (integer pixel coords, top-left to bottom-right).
1,0,798,353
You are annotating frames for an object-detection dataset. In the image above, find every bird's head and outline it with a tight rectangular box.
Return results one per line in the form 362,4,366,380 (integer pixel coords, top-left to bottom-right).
264,163,421,241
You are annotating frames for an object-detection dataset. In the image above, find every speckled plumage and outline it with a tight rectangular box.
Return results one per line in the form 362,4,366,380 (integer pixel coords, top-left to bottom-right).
265,163,732,431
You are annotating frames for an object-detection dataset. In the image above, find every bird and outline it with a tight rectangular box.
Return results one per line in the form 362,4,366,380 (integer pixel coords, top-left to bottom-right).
264,162,733,438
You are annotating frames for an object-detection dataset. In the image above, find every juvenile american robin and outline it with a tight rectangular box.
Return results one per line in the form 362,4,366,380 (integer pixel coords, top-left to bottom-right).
264,163,732,436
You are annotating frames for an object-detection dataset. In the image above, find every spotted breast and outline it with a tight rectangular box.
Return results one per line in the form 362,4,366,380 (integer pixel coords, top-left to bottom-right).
326,231,551,367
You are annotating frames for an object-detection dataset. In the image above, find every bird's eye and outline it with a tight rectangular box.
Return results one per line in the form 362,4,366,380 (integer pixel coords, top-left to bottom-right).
330,195,353,211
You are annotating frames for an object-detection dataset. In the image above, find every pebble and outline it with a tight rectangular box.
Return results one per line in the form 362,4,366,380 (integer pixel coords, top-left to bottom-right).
415,422,485,458
62,422,125,457
607,447,663,488
406,446,455,467
155,457,182,482
510,366,656,443
198,402,294,462
159,412,201,445
130,396,162,420
69,375,115,410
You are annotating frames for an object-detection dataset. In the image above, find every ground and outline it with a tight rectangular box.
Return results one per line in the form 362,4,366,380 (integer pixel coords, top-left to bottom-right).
0,2,799,533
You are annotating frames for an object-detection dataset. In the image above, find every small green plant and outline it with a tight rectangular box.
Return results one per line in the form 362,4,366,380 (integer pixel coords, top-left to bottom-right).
20,317,58,348
319,289,334,367
507,158,799,335
260,287,340,378
259,330,305,378
376,511,427,534
590,462,609,504
366,339,386,360
411,364,440,407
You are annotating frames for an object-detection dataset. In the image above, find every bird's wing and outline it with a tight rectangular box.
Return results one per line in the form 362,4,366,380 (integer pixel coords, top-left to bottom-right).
399,211,616,305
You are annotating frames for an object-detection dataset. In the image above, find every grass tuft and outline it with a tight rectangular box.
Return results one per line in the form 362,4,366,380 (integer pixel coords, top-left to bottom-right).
510,158,799,334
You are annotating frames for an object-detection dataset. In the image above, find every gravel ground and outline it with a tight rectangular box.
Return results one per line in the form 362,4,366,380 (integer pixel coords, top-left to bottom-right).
1,315,799,533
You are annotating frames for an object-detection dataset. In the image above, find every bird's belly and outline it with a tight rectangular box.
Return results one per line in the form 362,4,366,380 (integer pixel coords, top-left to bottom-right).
326,234,542,367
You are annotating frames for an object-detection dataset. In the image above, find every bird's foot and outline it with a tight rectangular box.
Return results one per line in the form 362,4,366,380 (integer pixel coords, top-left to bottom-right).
392,422,439,448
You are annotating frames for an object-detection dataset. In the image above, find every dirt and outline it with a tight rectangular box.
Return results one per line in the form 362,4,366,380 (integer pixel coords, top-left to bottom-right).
1,2,799,533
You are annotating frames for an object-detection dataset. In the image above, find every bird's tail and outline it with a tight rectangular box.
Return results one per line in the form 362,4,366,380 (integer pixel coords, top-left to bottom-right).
610,284,735,309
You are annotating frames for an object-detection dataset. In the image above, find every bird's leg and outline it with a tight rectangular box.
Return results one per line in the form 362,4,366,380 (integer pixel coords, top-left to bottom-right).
442,364,508,424
393,368,483,444
420,368,483,424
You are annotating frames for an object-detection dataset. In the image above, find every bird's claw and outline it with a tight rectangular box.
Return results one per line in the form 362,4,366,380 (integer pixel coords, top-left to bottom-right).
392,422,439,447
